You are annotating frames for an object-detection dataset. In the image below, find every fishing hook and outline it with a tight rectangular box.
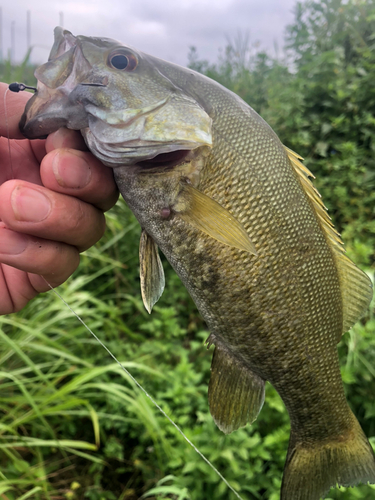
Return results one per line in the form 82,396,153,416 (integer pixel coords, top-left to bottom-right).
8,82,37,93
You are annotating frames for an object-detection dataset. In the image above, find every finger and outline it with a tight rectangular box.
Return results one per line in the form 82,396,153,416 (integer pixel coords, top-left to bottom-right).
29,128,87,172
0,82,32,139
0,264,38,314
0,136,42,186
0,180,107,252
30,139,47,164
0,226,80,288
0,261,74,314
45,128,88,153
40,148,119,212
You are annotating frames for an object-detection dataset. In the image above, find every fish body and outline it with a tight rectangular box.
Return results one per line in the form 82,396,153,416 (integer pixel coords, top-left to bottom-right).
20,28,375,500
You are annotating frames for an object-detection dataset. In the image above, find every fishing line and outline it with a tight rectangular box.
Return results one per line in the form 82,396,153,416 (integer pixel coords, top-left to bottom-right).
5,82,244,500
5,83,37,180
44,281,244,500
4,89,14,180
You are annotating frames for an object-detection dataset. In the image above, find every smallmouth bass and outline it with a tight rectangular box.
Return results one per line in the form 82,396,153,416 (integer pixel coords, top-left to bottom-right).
20,27,375,500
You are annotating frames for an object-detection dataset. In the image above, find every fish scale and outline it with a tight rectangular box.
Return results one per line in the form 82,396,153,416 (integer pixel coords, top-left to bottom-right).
20,27,375,500
170,122,343,433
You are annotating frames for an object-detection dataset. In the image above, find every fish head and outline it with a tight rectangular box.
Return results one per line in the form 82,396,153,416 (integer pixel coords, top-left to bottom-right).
20,27,212,167
20,29,255,272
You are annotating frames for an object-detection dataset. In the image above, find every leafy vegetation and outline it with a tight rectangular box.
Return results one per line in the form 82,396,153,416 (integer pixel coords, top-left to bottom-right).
0,50,36,89
1,0,375,499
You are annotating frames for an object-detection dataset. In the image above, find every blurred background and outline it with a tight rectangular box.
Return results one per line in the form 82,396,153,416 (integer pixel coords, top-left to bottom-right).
0,0,296,66
1,0,375,499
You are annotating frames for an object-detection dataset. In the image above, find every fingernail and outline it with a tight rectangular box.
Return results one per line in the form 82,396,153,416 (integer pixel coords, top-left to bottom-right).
53,151,91,189
0,228,27,255
11,186,51,222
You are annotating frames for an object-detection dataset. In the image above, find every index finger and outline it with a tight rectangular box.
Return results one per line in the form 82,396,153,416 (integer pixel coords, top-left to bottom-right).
0,82,32,139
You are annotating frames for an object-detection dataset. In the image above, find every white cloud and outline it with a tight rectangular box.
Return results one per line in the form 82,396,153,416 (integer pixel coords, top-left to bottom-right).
125,20,167,38
0,0,296,67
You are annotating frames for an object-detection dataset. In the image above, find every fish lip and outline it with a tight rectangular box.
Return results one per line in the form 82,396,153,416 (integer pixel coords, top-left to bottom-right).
20,111,69,139
19,84,91,139
85,96,169,126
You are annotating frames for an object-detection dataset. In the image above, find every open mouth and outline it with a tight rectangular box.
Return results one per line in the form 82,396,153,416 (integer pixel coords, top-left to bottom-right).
136,150,190,169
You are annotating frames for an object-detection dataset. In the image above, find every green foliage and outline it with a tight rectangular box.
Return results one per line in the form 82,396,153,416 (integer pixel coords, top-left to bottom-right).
264,0,375,267
0,201,291,500
188,34,290,116
189,0,375,267
0,50,37,86
1,1,375,499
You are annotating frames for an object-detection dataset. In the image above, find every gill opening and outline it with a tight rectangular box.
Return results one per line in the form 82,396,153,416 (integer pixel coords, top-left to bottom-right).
136,149,190,169
4,86,244,500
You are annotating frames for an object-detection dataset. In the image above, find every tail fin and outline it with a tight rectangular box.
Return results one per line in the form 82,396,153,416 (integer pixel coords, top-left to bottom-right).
281,419,375,500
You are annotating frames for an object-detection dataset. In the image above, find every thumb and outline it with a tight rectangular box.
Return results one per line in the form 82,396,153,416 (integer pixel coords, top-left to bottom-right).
0,82,33,139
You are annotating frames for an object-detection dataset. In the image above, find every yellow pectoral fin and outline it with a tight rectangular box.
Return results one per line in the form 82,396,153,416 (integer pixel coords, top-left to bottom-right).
139,230,165,314
176,182,257,255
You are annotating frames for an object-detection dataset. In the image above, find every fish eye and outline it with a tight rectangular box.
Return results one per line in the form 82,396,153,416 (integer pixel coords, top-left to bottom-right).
108,51,137,71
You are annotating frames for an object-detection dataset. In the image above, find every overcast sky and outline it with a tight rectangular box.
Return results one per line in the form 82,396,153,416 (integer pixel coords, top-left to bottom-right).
2,0,297,67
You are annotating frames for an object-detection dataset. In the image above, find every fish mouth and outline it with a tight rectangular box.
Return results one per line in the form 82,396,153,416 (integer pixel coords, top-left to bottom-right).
20,27,213,168
20,109,80,139
20,119,60,140
19,80,108,140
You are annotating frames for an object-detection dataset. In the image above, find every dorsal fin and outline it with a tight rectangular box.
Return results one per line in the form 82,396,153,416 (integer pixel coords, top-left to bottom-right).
285,146,373,337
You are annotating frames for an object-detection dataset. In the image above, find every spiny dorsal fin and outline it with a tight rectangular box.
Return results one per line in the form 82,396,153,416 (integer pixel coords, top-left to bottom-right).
139,230,165,314
208,343,265,434
285,146,373,337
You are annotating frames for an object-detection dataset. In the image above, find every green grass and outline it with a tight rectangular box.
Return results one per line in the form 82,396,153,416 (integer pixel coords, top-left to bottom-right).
2,10,375,496
0,50,37,88
0,199,374,500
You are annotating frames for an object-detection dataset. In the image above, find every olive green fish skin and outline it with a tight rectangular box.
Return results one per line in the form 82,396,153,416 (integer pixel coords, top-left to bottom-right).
114,72,348,440
19,29,375,499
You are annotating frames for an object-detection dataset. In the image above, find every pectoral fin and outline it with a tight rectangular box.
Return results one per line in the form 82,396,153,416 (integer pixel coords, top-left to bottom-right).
208,344,265,434
176,182,257,255
139,230,165,314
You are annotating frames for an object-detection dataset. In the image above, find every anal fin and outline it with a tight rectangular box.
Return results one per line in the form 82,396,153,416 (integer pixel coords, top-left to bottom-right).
208,345,265,434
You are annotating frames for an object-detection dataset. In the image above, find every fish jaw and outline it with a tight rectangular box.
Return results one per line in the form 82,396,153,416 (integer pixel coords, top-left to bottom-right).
19,81,90,139
82,94,213,167
20,28,96,138
20,27,213,166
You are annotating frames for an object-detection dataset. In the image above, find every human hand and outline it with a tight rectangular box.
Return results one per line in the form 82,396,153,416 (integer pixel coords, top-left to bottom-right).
0,82,119,314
